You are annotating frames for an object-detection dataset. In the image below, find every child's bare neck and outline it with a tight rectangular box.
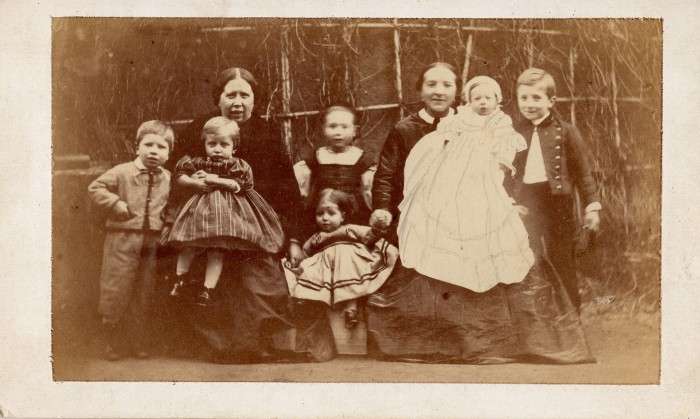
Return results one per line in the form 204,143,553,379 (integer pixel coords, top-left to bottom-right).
326,145,350,153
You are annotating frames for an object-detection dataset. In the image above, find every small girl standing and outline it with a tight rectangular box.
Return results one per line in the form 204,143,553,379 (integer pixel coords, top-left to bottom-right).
166,116,285,306
294,104,376,227
397,76,535,292
287,189,398,328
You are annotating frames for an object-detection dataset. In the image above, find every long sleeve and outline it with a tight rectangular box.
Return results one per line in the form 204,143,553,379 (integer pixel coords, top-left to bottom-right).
87,162,170,230
565,124,600,206
88,166,123,213
293,160,312,198
360,165,377,209
372,127,404,215
302,224,375,256
238,115,305,242
229,158,255,191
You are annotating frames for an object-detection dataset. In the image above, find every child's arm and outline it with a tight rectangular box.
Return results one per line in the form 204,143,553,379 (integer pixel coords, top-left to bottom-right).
87,167,133,221
293,160,312,198
209,158,255,193
360,165,377,209
175,173,211,193
204,175,241,193
566,124,601,232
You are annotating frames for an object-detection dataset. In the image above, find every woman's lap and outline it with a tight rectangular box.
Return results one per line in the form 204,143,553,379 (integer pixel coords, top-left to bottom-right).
159,249,335,362
366,257,594,364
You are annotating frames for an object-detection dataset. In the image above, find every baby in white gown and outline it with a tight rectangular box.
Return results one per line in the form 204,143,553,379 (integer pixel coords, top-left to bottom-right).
397,76,535,292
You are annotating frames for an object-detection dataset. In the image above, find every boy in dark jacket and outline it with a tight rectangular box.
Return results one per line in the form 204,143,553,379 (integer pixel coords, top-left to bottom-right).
510,68,601,309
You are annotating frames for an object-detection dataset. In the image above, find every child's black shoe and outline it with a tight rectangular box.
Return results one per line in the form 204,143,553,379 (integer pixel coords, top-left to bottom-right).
196,287,215,307
170,280,185,297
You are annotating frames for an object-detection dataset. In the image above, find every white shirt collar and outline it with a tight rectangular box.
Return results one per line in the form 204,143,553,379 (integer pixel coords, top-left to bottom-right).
418,107,455,124
533,112,551,127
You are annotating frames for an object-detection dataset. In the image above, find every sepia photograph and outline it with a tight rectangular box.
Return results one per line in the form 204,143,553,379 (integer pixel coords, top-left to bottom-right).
51,17,661,383
1,0,699,417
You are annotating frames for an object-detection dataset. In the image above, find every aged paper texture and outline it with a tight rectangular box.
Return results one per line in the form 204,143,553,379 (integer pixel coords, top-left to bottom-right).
1,0,698,417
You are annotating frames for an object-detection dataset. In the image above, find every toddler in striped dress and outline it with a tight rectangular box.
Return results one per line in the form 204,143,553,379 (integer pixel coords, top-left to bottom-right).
165,116,285,306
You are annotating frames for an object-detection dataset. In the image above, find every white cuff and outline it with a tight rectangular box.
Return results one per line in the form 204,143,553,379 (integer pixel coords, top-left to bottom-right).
585,202,602,212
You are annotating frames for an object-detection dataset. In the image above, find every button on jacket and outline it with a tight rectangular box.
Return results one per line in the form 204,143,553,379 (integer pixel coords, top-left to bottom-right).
88,159,171,231
509,113,599,206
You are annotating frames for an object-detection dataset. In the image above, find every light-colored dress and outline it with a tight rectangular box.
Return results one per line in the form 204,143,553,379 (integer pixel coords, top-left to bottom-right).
285,224,398,306
397,106,534,292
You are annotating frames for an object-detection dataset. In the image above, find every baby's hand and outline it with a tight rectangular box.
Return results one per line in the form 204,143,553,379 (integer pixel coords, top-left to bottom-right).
112,201,133,221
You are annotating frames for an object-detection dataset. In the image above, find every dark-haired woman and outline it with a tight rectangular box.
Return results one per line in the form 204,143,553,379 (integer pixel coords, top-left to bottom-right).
166,67,334,363
365,63,593,364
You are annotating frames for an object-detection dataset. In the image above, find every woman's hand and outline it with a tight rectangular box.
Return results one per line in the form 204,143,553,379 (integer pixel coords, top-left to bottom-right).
369,209,393,229
191,170,208,180
287,241,304,268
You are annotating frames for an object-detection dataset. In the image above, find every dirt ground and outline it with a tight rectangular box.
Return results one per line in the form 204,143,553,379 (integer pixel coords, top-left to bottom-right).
53,312,659,384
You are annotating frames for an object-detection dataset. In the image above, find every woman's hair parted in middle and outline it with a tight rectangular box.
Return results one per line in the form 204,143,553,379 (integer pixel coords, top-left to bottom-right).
211,67,260,106
317,188,358,218
201,116,241,149
414,62,462,99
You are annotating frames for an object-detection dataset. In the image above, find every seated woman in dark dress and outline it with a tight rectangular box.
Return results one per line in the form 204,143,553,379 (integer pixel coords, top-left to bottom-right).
163,67,335,363
366,63,593,364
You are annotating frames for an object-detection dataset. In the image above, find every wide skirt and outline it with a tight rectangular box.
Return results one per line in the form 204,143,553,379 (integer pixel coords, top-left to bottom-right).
365,256,594,364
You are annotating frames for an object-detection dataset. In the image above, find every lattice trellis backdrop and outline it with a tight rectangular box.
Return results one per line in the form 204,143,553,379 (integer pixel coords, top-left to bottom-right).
53,18,661,313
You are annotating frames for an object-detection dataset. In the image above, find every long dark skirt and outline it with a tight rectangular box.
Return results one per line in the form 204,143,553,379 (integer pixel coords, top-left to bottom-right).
157,248,335,363
365,256,594,364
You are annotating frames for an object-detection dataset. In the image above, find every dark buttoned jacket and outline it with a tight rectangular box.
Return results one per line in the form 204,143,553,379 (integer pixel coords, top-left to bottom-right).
508,113,600,206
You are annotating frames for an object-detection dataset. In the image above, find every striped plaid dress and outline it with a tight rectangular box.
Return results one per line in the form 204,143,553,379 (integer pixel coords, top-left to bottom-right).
166,156,285,254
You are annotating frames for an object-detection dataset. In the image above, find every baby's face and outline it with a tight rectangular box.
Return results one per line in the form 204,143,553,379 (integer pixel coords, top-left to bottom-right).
469,84,499,116
204,134,234,161
136,134,170,169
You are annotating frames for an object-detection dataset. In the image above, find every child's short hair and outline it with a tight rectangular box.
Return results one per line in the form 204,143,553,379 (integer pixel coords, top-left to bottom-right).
201,116,241,149
321,103,358,125
317,188,357,218
463,75,503,104
516,68,557,98
136,120,175,151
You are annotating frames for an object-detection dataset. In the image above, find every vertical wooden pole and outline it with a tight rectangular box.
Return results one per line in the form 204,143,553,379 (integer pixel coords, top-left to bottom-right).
611,59,621,150
610,57,628,235
569,46,576,125
527,30,535,68
280,26,293,155
392,18,404,119
461,33,474,104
